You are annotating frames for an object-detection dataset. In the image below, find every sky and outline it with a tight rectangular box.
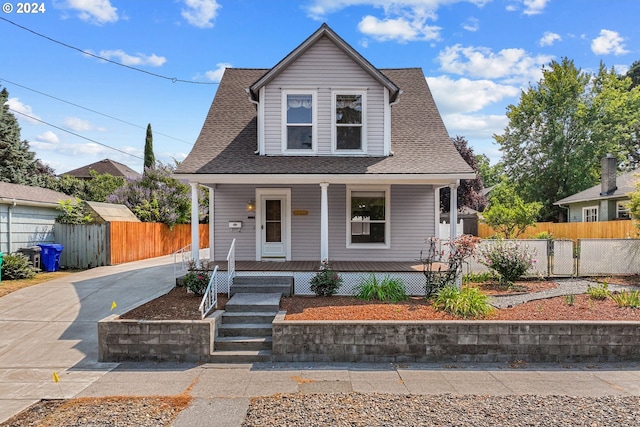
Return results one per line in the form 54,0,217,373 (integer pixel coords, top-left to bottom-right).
1,0,638,175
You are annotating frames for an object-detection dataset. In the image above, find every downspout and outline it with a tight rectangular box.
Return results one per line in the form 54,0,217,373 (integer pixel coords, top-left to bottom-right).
7,199,16,253
246,88,261,155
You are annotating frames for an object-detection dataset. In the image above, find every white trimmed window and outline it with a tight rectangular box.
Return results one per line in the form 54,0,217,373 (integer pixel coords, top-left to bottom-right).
333,90,366,153
282,90,317,152
347,186,389,248
617,201,631,219
583,206,598,222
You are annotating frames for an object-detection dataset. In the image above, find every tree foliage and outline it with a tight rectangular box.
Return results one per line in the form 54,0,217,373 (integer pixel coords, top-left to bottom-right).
495,58,640,221
53,170,126,202
0,87,54,186
627,174,640,231
56,198,94,224
107,162,190,228
480,179,542,239
627,60,640,89
144,123,155,172
475,154,505,188
440,136,486,212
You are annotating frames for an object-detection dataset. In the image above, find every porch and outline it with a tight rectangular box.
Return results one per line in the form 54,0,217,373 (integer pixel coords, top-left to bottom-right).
212,260,427,273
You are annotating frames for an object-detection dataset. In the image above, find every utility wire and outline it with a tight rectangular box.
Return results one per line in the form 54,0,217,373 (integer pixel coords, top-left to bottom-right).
0,16,219,85
1,76,193,145
9,108,144,160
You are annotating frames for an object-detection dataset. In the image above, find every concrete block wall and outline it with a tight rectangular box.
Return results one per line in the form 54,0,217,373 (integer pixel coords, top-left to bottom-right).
98,313,221,363
272,314,640,363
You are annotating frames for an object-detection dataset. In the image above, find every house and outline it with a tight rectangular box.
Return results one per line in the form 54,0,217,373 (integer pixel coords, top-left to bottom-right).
61,158,141,180
554,155,637,222
0,181,73,253
174,24,474,283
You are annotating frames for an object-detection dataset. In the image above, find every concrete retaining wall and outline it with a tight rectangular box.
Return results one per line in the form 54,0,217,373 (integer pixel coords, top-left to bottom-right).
98,312,222,363
272,313,640,363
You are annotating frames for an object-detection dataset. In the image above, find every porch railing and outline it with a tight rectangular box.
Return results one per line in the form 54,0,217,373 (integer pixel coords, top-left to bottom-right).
173,244,192,282
198,265,219,319
226,238,236,295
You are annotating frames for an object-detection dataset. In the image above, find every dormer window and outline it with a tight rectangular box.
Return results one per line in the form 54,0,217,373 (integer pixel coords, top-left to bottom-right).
333,90,366,153
283,90,317,152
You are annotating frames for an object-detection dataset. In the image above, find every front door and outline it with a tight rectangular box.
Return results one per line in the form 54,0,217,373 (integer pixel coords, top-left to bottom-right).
257,189,290,260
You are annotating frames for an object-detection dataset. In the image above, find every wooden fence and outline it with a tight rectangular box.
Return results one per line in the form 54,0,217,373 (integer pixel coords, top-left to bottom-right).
55,222,209,268
478,220,638,241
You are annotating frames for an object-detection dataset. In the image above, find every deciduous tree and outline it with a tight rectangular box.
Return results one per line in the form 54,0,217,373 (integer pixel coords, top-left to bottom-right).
440,136,486,212
480,179,542,239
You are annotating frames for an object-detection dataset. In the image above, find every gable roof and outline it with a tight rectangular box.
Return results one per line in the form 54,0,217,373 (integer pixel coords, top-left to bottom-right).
176,67,474,177
554,169,639,205
0,181,72,206
250,23,400,103
61,159,141,180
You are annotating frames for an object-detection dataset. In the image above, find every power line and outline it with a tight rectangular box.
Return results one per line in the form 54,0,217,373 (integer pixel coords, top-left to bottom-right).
1,76,194,145
9,108,144,160
0,16,219,85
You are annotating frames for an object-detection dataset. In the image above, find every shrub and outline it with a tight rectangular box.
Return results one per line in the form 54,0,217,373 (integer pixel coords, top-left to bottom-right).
563,294,575,306
432,286,494,319
1,253,36,280
533,231,553,240
310,260,342,296
477,240,536,287
354,274,408,302
462,271,498,284
183,270,211,296
421,235,480,297
587,282,610,300
610,290,640,308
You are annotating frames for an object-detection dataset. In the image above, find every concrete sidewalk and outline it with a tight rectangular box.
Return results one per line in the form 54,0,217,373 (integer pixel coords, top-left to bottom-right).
1,257,640,426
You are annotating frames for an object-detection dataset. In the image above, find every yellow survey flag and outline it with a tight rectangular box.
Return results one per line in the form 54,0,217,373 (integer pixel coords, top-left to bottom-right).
53,372,59,383
111,301,117,310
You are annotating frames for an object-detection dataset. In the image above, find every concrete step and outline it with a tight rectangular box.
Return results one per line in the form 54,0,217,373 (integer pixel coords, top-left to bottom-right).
207,350,273,364
215,336,272,351
221,311,277,324
231,276,293,297
233,276,293,285
231,284,291,297
218,323,273,337
225,293,281,313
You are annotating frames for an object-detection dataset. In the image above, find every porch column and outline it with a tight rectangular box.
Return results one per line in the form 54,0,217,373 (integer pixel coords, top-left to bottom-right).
190,182,200,267
449,182,458,242
320,182,329,261
208,185,214,262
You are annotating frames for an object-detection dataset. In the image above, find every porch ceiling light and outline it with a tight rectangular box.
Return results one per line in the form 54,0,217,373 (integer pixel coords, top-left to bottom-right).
246,200,255,213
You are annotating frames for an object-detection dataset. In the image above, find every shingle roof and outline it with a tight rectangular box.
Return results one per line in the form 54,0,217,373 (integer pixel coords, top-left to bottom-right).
176,67,473,176
0,181,72,205
61,159,141,180
554,169,639,205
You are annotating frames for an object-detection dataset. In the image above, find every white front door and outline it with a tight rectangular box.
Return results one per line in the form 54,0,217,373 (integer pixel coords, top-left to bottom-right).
256,189,291,260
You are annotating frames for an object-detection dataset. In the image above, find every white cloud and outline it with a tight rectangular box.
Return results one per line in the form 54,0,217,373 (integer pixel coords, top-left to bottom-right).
539,31,561,47
36,131,60,143
358,14,441,42
98,50,167,67
427,75,519,114
61,0,118,24
441,112,509,139
522,0,549,15
63,117,105,132
591,29,629,55
614,64,630,75
437,44,551,85
462,17,479,32
204,63,232,82
305,0,489,20
181,0,221,29
6,98,41,123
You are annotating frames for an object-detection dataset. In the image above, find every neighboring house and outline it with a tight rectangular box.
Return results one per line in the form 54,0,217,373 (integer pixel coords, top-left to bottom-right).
61,158,141,180
554,155,637,222
0,182,73,253
174,24,474,264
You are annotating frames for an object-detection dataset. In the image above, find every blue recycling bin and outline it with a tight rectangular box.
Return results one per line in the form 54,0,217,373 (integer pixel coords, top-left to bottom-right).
37,244,64,272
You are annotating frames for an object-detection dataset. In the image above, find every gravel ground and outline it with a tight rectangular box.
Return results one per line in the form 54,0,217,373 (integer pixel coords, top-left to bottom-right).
243,393,640,427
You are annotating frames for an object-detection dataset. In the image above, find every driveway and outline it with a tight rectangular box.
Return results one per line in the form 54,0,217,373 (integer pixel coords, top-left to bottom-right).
0,254,177,422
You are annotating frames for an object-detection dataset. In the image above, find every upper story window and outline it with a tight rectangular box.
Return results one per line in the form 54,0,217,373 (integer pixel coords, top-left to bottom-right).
333,91,366,153
283,90,316,152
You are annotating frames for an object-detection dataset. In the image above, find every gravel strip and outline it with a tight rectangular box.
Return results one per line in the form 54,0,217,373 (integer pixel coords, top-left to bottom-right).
243,393,640,427
490,279,634,308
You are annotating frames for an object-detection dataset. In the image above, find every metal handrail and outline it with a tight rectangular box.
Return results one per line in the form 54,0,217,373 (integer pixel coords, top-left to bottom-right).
173,244,192,281
226,238,236,296
198,265,219,319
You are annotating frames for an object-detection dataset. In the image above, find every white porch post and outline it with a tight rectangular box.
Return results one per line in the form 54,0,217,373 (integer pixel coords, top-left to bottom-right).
449,182,458,242
190,182,200,267
320,182,329,261
208,185,214,262
434,186,441,239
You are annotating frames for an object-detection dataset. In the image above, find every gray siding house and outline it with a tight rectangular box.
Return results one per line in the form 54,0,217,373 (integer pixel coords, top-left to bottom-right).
0,182,72,253
554,155,637,222
175,24,474,265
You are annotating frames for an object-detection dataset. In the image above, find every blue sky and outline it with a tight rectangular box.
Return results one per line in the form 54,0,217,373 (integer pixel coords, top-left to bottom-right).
2,0,638,174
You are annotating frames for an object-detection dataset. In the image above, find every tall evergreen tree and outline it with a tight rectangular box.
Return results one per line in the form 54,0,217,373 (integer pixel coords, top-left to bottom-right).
144,123,155,172
0,87,52,185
